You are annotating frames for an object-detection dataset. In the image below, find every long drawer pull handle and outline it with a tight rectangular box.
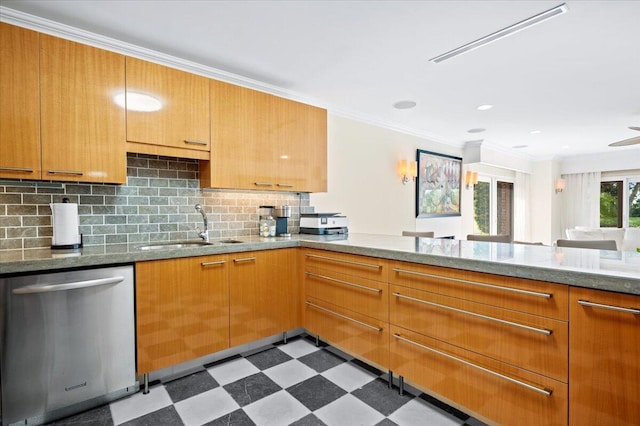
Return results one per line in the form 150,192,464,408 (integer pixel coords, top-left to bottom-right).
578,300,640,314
0,166,34,173
277,183,294,188
306,301,382,332
47,169,84,176
13,276,124,295
306,271,382,294
306,254,381,270
184,139,208,146
201,260,226,267
393,333,552,396
393,292,552,335
254,182,274,187
233,257,256,263
392,268,552,299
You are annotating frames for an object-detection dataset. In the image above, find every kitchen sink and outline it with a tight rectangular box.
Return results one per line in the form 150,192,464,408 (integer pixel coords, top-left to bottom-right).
135,241,213,250
219,239,244,244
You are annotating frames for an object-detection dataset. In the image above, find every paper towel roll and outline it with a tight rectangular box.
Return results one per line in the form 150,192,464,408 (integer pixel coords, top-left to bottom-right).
51,202,81,247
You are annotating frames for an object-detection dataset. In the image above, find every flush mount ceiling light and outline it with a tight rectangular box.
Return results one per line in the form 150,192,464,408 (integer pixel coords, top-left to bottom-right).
393,100,417,110
467,128,486,134
114,92,162,112
429,3,569,63
476,104,493,111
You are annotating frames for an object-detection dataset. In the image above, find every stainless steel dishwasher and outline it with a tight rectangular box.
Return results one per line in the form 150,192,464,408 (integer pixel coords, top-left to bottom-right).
0,265,138,426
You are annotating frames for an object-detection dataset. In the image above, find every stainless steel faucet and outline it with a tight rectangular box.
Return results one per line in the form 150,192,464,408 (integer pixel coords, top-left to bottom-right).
194,204,209,242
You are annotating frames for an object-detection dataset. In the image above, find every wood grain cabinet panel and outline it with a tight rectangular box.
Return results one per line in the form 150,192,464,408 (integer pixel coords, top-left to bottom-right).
0,23,41,180
390,284,568,382
306,297,389,369
389,261,568,320
125,57,210,159
202,79,327,192
569,287,640,425
306,266,389,322
229,249,300,347
135,255,229,374
40,34,126,184
390,325,568,426
304,249,388,282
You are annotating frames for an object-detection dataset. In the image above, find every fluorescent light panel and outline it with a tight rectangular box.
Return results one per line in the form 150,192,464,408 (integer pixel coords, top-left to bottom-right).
429,3,568,63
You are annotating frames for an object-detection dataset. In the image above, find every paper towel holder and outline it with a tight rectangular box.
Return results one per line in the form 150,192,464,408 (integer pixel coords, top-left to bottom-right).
51,198,83,250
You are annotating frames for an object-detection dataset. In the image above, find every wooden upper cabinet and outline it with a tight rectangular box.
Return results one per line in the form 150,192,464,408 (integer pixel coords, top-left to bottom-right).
202,79,327,192
0,23,41,180
40,34,126,184
125,57,210,159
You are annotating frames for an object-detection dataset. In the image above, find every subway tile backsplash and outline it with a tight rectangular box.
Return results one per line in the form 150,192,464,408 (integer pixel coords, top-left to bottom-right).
0,153,309,250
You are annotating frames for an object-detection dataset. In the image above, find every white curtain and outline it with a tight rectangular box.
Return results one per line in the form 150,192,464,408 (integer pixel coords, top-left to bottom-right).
561,172,601,234
514,172,531,242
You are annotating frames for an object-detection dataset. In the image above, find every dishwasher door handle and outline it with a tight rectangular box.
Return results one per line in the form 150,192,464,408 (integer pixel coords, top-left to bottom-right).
12,276,125,295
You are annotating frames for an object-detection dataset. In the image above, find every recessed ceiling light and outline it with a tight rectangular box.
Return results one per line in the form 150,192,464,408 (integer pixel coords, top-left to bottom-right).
467,128,486,134
477,104,493,111
561,145,570,150
530,130,542,134
512,145,528,149
428,3,569,63
393,100,417,110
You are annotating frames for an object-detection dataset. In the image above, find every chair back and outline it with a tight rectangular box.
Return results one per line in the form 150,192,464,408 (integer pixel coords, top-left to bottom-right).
556,239,617,250
467,234,511,243
402,231,434,238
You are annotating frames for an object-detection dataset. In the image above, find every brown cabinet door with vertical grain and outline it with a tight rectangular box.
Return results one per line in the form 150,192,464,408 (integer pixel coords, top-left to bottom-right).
40,34,126,183
136,255,229,374
0,23,41,180
125,57,209,158
569,287,640,425
229,249,299,347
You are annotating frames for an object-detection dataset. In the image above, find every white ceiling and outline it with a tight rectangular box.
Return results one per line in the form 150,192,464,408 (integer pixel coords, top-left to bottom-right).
2,0,640,160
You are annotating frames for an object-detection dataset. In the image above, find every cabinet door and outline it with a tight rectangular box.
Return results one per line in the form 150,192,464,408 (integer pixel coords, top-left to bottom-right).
569,287,639,425
136,255,229,374
230,249,299,347
204,79,327,192
40,34,126,184
126,57,210,159
0,23,40,180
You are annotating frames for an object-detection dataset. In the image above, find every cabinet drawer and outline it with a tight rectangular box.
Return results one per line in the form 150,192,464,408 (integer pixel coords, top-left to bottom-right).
569,287,640,425
390,261,568,320
305,297,389,369
304,249,388,282
305,266,388,321
390,325,567,426
391,285,568,382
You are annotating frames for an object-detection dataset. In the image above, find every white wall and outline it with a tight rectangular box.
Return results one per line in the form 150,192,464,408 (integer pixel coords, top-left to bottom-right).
310,115,464,237
560,150,640,174
529,159,563,245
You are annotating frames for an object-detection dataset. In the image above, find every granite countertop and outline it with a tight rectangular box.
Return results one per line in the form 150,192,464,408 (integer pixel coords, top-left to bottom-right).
1,233,639,296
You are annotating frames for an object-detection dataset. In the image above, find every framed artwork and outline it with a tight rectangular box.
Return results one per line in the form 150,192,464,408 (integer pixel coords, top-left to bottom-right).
416,149,462,218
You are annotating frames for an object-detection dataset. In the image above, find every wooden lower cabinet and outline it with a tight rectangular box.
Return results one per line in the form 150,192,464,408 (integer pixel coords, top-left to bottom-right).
569,287,640,425
306,297,389,368
135,255,230,374
390,325,568,426
229,249,300,347
390,284,568,382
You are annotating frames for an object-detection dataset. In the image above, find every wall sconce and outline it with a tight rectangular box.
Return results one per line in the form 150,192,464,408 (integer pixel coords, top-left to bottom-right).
464,171,478,189
399,160,417,185
555,178,565,194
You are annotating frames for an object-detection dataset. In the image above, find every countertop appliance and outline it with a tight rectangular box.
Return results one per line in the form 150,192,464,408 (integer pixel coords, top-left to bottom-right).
300,213,348,235
0,265,137,426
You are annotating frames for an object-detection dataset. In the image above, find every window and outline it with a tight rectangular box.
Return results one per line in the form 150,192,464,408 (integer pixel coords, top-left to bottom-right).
600,177,640,228
473,177,514,237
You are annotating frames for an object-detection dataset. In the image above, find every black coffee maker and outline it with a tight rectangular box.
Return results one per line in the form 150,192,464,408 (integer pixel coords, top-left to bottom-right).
275,205,291,237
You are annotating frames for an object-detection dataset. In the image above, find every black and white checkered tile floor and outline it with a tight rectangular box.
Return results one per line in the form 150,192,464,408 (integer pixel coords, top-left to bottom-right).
48,336,484,426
